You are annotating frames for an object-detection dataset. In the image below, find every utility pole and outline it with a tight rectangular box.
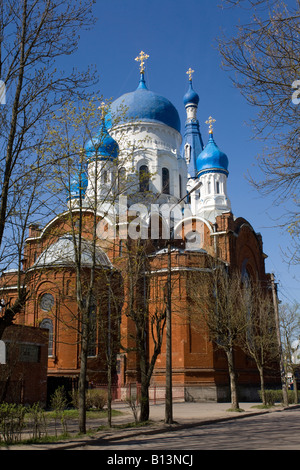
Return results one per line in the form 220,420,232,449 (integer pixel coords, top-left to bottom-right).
271,272,289,407
165,239,173,424
164,181,202,424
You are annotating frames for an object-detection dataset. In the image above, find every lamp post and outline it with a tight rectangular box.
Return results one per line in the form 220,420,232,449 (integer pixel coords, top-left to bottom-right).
270,272,289,407
165,181,202,424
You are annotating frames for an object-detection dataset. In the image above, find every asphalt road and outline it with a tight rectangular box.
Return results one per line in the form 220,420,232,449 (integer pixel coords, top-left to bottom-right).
73,407,300,451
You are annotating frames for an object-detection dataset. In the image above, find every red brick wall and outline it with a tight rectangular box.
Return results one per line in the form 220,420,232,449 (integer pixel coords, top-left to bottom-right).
0,325,48,405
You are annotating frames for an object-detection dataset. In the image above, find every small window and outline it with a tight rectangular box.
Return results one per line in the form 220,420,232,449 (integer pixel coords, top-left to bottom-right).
216,181,220,194
139,165,149,192
179,174,182,199
66,279,71,295
184,144,191,164
162,167,170,194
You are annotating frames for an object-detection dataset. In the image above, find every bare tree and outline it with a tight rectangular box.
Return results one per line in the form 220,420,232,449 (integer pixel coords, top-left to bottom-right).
280,302,300,403
37,96,143,432
120,238,166,423
0,0,96,337
218,0,300,245
238,279,279,405
190,261,248,410
39,98,116,433
0,147,55,338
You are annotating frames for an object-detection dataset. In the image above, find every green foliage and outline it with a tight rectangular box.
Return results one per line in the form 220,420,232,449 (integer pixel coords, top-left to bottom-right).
259,389,299,406
71,388,108,411
50,386,68,412
27,403,48,440
86,389,108,410
50,386,69,435
0,403,26,444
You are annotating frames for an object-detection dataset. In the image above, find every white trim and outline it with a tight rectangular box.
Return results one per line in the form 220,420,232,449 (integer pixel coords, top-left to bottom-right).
149,267,212,275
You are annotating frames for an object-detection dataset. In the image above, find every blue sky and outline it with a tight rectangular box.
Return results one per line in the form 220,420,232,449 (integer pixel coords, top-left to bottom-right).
64,0,299,305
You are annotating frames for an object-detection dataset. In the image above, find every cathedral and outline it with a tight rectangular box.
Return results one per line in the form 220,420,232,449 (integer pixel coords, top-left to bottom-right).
0,52,279,404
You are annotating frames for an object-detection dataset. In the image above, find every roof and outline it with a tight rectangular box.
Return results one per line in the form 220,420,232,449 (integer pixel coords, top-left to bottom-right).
33,235,112,269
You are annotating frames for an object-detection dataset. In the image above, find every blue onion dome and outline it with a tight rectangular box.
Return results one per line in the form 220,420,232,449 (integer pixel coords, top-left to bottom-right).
183,79,199,107
196,133,229,175
69,170,88,200
85,120,118,161
105,73,181,133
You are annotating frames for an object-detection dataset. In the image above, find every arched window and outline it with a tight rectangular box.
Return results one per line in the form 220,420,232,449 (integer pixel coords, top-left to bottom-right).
162,167,170,194
184,144,191,164
66,279,71,296
103,170,108,183
139,165,149,192
40,318,54,357
118,167,126,193
216,181,220,194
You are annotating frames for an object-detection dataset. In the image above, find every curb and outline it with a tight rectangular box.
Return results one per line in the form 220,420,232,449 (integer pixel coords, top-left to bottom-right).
5,405,300,451
10,404,299,451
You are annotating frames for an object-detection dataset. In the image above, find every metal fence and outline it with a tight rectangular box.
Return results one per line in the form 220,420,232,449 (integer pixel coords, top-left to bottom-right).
91,383,185,404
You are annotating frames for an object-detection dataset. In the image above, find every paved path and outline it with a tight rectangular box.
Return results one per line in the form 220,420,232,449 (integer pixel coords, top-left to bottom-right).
2,401,299,451
86,407,300,451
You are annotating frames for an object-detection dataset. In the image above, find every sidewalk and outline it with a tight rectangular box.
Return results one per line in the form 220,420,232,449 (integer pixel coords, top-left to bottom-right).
3,401,297,451
112,400,268,425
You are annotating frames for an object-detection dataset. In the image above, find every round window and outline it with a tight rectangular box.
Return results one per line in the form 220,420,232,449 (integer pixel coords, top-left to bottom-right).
40,293,54,312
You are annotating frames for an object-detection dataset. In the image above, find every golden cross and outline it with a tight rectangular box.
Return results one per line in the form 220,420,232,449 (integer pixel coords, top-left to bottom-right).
205,116,216,134
135,51,149,73
98,101,108,120
186,67,194,81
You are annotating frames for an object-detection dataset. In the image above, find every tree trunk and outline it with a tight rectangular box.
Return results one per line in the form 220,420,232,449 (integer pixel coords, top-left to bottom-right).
292,371,298,404
78,320,88,434
165,241,173,424
107,359,112,427
139,351,150,422
258,365,266,405
140,380,150,422
226,348,239,410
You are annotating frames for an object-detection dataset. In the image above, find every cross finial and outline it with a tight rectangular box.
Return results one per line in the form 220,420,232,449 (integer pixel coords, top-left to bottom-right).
205,116,216,134
186,67,194,81
135,50,149,73
98,101,108,120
